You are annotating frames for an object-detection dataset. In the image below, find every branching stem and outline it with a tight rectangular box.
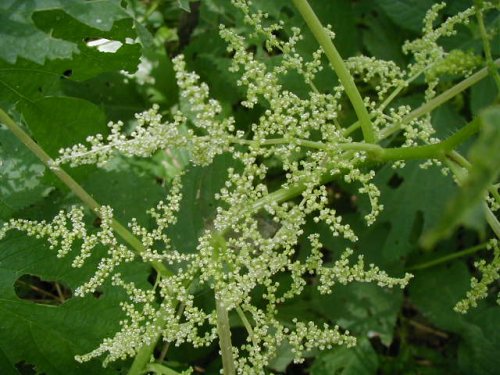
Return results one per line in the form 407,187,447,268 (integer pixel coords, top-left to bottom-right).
291,0,376,143
379,60,500,139
0,108,173,279
343,60,500,138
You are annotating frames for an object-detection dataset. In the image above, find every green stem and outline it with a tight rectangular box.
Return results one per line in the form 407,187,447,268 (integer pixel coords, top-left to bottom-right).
231,137,325,149
216,298,236,375
448,150,500,206
375,119,479,162
208,234,235,374
379,60,499,139
483,202,500,239
0,107,172,279
236,306,258,347
234,119,477,167
342,61,497,138
231,137,381,153
475,0,500,94
127,340,157,375
407,243,487,271
291,0,375,143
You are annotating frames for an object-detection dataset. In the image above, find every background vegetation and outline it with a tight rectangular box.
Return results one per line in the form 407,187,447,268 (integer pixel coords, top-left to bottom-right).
0,0,499,374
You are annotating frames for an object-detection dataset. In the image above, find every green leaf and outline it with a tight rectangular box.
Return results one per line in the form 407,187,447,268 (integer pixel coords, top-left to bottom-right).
422,106,500,247
409,262,500,375
62,72,147,121
167,153,241,253
374,160,456,260
310,339,378,375
0,58,64,109
362,11,408,66
0,127,50,219
82,166,166,225
458,308,500,375
308,0,360,57
410,262,470,332
19,96,107,186
0,0,132,65
311,283,402,346
0,1,140,112
470,77,498,116
177,0,192,12
0,232,147,374
375,0,435,33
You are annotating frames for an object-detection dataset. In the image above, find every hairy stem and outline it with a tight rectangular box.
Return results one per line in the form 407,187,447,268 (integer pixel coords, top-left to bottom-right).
0,108,173,279
291,0,376,143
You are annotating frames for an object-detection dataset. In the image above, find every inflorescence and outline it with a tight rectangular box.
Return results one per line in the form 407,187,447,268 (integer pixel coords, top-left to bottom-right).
1,0,499,372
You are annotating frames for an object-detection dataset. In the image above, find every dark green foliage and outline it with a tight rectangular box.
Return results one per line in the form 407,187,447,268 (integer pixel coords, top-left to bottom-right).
0,0,499,374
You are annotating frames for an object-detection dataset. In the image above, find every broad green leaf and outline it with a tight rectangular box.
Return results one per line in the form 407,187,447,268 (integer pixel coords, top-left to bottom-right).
19,96,107,186
0,127,50,219
31,10,141,79
0,1,140,111
0,232,149,374
410,262,470,332
62,72,147,121
310,339,378,375
470,77,498,116
409,262,500,375
0,58,65,109
0,0,132,65
374,160,456,260
308,0,360,57
167,153,241,253
422,106,500,247
82,166,166,225
0,143,154,372
311,283,402,346
375,0,435,33
458,308,500,375
362,12,408,66
0,50,140,111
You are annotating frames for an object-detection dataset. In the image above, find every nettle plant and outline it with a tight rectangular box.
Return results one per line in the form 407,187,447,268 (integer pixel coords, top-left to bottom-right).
1,0,499,373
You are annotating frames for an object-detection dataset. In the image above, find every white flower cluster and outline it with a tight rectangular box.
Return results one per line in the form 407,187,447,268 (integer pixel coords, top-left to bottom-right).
403,2,484,99
0,205,136,297
56,105,189,167
455,239,500,313
2,0,497,372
